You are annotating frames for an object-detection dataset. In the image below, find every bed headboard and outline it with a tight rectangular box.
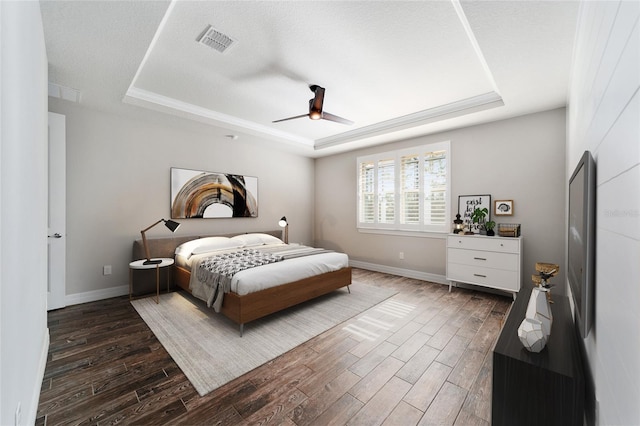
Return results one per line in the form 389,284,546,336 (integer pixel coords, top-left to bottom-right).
131,230,284,261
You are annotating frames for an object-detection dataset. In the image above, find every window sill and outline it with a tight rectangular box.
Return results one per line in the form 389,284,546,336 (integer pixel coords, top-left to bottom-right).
357,228,448,239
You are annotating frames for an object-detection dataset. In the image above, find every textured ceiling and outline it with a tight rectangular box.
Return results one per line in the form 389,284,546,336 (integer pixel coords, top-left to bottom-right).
41,0,579,157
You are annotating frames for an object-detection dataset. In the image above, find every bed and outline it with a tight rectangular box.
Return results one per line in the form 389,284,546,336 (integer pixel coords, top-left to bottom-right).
132,231,352,335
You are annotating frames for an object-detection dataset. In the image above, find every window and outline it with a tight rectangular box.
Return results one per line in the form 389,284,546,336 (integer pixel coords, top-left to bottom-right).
357,141,450,234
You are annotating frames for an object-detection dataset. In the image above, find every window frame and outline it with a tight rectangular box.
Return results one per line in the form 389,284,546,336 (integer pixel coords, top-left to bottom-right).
357,141,451,235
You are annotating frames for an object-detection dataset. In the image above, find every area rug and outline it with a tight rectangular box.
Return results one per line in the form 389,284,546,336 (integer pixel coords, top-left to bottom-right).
131,282,396,396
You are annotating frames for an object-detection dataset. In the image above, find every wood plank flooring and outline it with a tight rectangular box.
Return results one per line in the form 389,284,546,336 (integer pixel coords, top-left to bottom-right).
37,269,512,425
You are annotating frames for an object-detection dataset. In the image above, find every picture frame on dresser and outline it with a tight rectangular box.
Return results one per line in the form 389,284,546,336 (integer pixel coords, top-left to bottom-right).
457,194,491,233
494,200,514,216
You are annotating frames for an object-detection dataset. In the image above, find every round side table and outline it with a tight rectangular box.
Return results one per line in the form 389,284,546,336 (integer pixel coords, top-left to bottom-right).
129,258,174,304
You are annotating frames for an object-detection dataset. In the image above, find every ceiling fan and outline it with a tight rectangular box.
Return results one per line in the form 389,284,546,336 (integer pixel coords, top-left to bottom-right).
273,85,353,125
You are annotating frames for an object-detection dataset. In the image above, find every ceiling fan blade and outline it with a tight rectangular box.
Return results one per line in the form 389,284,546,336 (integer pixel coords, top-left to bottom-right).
322,111,354,125
272,113,309,123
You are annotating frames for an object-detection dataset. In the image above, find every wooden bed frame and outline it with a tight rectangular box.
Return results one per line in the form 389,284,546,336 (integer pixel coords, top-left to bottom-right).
175,264,352,335
132,230,352,335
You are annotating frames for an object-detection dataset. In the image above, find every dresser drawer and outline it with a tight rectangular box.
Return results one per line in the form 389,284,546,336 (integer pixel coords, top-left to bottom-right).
447,248,519,271
446,264,520,292
447,235,520,254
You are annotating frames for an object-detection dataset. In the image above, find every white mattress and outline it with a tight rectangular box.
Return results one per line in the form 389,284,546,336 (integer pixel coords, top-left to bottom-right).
230,251,348,295
177,244,349,296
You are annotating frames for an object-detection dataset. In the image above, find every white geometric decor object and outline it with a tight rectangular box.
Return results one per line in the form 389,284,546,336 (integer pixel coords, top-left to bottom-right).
518,286,554,353
527,287,553,338
518,317,548,353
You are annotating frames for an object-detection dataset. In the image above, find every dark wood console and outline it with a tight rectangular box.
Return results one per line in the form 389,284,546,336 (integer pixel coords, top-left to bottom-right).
492,286,585,425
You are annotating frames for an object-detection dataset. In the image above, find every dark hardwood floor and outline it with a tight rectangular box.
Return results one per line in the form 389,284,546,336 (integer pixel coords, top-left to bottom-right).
37,269,512,425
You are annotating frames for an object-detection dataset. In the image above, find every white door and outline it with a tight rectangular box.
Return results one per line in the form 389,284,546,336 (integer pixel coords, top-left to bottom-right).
48,112,66,310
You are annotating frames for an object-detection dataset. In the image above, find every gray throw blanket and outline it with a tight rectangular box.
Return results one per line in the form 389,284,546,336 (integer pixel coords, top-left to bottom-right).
196,248,284,311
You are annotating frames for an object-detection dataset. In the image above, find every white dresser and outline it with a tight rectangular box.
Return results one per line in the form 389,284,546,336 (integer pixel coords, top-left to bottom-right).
446,234,522,297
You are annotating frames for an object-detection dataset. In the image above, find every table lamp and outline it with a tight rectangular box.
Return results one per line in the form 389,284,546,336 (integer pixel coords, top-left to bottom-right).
141,218,180,264
278,216,289,244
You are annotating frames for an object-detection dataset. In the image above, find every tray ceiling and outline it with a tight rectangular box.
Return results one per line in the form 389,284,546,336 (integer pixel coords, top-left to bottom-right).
41,0,579,157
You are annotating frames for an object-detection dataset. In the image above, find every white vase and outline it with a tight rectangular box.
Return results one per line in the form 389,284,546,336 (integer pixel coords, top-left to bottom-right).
517,287,553,353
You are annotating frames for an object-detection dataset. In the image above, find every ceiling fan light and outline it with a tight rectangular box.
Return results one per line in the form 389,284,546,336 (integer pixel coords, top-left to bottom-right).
309,111,321,120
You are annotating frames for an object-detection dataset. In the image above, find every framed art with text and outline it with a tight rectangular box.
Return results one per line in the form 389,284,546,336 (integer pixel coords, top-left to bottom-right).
170,167,258,218
458,194,491,233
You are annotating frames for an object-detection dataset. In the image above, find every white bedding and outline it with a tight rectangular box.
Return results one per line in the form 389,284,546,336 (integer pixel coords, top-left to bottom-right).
176,243,349,303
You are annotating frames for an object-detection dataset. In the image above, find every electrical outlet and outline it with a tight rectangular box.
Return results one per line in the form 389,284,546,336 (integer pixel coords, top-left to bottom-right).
15,402,21,425
103,265,112,275
399,252,404,260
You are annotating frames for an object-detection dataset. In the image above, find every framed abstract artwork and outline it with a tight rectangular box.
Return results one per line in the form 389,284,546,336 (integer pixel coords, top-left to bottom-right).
170,167,258,218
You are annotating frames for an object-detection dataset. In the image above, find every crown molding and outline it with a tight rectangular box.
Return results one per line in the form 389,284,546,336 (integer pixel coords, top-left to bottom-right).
123,87,503,153
314,91,504,150
123,87,315,148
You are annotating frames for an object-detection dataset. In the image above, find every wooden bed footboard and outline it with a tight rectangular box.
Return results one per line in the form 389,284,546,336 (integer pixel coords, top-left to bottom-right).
174,265,352,332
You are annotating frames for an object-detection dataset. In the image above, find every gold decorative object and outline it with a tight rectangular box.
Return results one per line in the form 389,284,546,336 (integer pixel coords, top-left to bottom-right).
536,262,559,275
532,262,559,303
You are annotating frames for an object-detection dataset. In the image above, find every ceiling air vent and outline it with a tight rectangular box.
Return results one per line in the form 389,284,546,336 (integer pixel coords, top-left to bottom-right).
196,25,235,53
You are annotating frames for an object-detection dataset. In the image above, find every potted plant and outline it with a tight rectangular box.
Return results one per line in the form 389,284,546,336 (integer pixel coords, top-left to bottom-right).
471,207,489,234
485,220,496,236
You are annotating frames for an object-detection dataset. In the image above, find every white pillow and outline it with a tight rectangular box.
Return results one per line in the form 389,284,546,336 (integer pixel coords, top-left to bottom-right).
230,233,284,246
175,237,243,259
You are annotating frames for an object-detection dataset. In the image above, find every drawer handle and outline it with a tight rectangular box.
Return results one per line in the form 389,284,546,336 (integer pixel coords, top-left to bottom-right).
473,257,487,261
473,274,487,278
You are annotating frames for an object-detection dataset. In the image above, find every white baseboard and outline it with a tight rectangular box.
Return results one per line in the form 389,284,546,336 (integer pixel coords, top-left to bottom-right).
349,260,449,286
65,285,129,306
63,263,449,307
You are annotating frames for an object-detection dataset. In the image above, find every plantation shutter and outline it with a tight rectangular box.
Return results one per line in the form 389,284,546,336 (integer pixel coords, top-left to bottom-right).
424,150,447,226
401,154,420,224
357,141,449,233
359,161,375,223
377,158,395,224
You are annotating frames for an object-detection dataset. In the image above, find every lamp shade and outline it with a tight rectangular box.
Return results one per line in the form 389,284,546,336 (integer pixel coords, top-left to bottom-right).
164,219,180,232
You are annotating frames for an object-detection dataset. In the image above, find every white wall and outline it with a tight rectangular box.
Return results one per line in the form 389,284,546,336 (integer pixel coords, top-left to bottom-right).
0,2,50,425
48,100,315,302
315,108,567,292
567,1,640,425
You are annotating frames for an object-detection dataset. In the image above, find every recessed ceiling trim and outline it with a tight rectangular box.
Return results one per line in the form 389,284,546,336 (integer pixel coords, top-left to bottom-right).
127,0,177,91
123,87,315,148
314,91,504,150
452,0,501,95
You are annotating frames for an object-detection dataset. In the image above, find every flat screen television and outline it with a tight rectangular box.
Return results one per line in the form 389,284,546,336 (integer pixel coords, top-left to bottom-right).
567,150,596,339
